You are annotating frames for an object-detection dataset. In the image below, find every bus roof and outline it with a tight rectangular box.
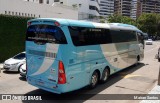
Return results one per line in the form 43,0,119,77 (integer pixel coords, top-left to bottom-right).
109,23,142,32
28,18,142,32
28,18,110,28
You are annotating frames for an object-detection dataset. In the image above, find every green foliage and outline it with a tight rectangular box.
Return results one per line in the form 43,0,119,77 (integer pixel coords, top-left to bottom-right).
99,16,104,19
108,13,160,36
108,14,136,26
156,14,160,33
100,19,105,23
137,13,159,36
0,14,32,62
158,22,160,32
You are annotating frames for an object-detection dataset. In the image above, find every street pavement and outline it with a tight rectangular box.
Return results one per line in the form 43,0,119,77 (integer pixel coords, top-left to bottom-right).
140,85,160,103
0,41,160,103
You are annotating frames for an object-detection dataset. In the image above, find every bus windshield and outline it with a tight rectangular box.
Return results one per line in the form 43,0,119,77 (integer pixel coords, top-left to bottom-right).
26,25,67,44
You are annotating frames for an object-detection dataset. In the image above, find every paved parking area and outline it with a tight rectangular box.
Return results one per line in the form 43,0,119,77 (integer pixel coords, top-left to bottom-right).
0,41,160,103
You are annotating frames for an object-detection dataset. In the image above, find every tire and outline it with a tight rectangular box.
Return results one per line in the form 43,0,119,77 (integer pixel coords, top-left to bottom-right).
135,56,140,66
158,53,160,62
89,71,99,88
101,68,109,83
158,56,160,62
18,65,22,72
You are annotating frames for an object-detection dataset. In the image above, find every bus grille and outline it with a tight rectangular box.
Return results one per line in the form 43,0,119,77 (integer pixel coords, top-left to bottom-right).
28,50,56,58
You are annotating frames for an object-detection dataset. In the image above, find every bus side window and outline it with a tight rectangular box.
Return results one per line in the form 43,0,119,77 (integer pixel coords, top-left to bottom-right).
68,26,112,46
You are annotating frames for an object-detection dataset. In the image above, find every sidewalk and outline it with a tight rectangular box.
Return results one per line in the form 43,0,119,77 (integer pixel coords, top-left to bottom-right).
140,85,160,103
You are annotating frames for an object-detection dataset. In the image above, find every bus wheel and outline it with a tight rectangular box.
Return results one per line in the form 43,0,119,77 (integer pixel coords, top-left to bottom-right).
158,53,160,62
158,58,160,62
101,68,110,83
90,71,99,88
135,55,140,66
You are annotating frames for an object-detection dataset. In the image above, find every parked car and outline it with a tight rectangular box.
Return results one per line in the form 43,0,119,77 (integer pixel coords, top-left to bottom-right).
145,39,153,45
20,63,26,78
3,52,26,72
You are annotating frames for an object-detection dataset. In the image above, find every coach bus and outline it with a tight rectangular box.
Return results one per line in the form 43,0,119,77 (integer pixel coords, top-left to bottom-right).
26,18,144,94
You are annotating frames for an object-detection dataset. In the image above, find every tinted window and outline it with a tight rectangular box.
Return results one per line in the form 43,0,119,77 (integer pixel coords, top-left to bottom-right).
68,26,112,46
89,5,99,13
26,25,67,44
13,53,25,60
110,30,137,43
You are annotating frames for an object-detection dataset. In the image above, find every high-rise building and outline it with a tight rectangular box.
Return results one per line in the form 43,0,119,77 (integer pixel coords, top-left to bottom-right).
130,0,138,19
136,0,160,17
114,0,160,19
99,0,114,17
23,0,160,20
114,0,132,17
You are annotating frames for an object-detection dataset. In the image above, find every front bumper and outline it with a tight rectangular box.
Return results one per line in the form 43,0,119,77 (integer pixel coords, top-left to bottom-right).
3,64,18,71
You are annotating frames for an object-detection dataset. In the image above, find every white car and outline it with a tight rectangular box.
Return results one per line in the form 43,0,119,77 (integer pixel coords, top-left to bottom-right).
146,39,153,45
20,63,26,77
3,52,26,72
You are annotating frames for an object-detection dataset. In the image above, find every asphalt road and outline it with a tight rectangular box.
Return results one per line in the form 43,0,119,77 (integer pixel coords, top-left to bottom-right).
0,41,160,103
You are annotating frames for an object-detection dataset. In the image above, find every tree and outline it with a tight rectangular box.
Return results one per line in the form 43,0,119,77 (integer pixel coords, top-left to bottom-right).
107,13,160,37
157,14,160,36
137,13,158,36
158,22,160,32
108,14,136,26
100,19,105,23
107,14,123,23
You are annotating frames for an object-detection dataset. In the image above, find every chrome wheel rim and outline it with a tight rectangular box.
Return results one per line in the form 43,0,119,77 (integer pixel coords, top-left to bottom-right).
91,74,98,86
103,71,108,81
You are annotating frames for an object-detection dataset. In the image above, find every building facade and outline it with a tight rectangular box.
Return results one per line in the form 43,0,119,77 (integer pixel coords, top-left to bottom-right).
99,0,114,17
137,0,160,17
23,0,54,5
51,0,100,20
0,0,78,19
114,0,132,17
130,0,138,19
115,0,160,19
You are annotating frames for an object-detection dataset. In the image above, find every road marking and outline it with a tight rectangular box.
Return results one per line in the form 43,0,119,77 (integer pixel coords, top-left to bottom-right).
121,74,141,79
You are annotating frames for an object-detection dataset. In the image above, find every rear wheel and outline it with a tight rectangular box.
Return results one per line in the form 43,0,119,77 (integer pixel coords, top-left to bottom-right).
158,53,160,62
158,58,160,62
135,55,140,66
90,71,99,88
101,68,110,83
